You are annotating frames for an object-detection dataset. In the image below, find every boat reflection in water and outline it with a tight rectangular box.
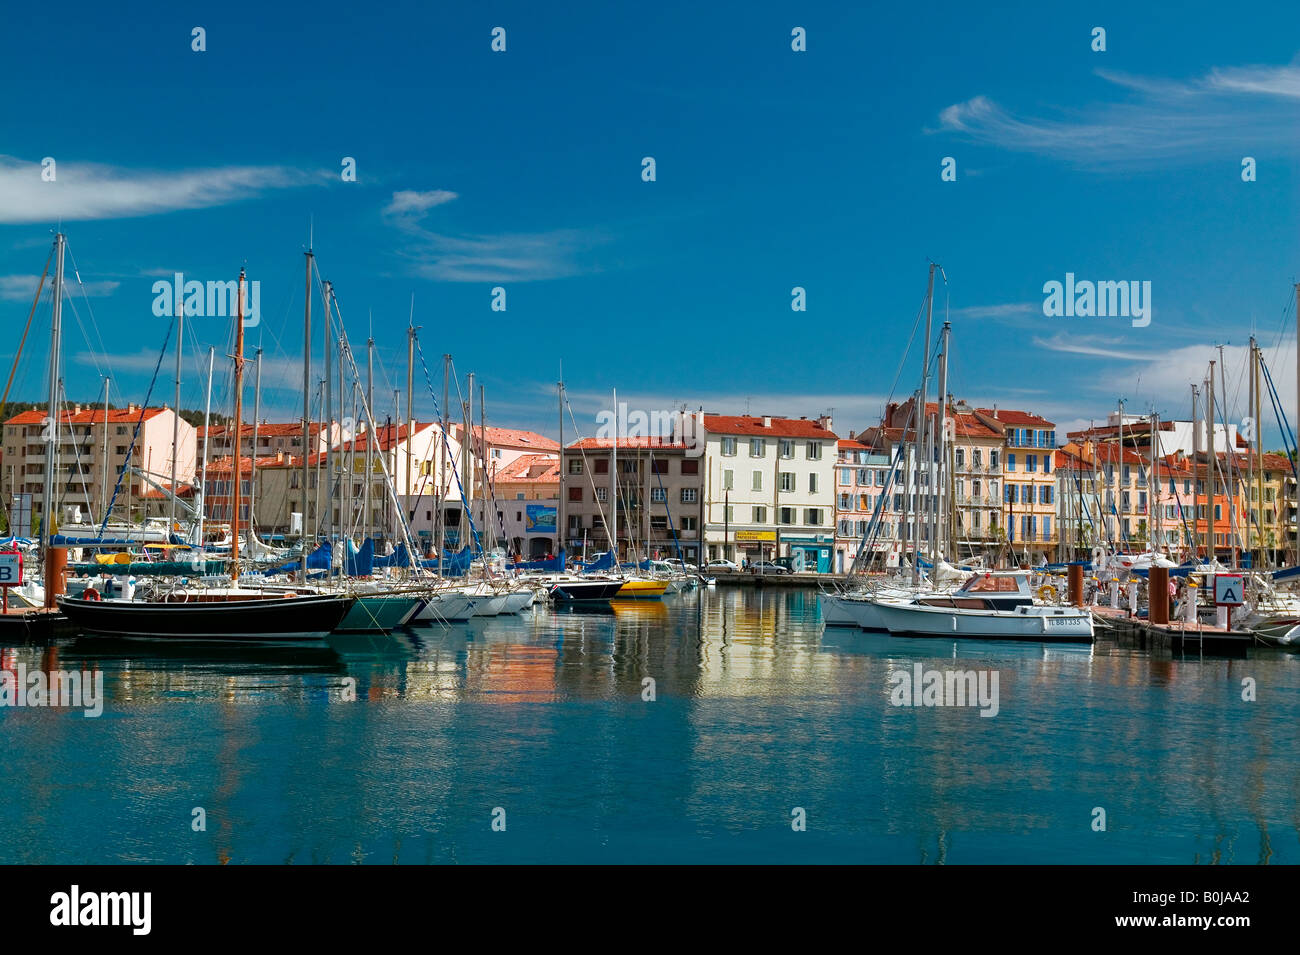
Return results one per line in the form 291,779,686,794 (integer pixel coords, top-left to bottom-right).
4,587,1299,865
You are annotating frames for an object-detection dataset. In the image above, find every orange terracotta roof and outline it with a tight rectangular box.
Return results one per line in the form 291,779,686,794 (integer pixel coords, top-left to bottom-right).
838,439,868,450
566,436,689,450
5,406,167,426
495,454,562,482
702,414,836,440
975,408,1055,427
453,424,559,452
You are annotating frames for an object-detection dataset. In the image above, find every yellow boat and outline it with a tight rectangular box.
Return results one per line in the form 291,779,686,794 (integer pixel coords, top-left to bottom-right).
613,578,668,600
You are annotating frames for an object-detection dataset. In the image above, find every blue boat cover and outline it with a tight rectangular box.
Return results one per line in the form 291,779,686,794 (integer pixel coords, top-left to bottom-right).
346,537,375,576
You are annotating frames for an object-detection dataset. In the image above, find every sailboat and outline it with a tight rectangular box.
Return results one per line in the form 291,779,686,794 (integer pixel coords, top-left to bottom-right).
58,267,357,640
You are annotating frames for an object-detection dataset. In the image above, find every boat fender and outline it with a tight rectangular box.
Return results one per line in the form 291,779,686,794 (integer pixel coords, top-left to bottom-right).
83,587,101,601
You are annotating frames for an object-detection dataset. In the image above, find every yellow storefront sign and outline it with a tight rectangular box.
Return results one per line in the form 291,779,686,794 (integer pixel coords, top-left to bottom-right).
734,530,776,542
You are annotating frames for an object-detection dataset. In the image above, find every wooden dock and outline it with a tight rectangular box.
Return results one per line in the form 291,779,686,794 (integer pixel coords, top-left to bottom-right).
1090,606,1255,655
0,606,75,641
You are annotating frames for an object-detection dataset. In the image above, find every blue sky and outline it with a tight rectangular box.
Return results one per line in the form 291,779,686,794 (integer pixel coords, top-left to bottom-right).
2,0,1298,445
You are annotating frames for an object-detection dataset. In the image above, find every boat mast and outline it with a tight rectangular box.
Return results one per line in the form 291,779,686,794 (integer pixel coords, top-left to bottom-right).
170,297,183,534
406,318,415,558
1206,365,1216,565
912,263,936,588
197,347,214,557
99,376,110,523
438,354,450,569
557,373,565,562
481,381,492,556
41,232,65,554
323,279,334,579
611,387,618,565
231,268,246,583
365,332,374,542
250,346,262,543
931,320,950,565
301,245,312,585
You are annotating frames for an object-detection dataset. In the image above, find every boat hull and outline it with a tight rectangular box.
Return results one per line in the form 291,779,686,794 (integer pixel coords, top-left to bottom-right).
614,579,668,600
870,601,1094,643
335,594,423,633
549,580,626,602
56,593,356,641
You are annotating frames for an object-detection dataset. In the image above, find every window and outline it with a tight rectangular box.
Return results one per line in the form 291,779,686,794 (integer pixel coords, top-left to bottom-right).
955,448,965,467
650,458,668,475
721,437,737,456
805,508,822,525
1026,455,1037,473
723,469,734,491
1043,455,1051,475
680,516,697,531
1122,465,1131,483
779,507,795,525
1007,454,1016,472
749,438,766,457
724,505,734,522
973,449,982,467
650,515,668,531
1039,485,1053,505
752,505,767,523
838,493,852,510
681,459,699,475
779,439,794,459
805,442,822,460
840,468,852,485
875,470,886,487
650,487,666,503
681,488,698,504
989,450,999,469
595,487,607,503
594,459,609,474
780,472,795,492
621,459,637,473
568,486,584,502
752,470,763,491
973,511,981,530
808,473,818,493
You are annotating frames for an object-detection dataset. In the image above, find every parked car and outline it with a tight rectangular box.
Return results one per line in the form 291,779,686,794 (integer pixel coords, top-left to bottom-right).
706,558,739,572
751,560,790,575
773,556,797,572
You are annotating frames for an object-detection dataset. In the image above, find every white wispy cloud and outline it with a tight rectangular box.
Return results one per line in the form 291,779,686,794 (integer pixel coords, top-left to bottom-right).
0,274,119,301
0,156,323,224
948,302,1040,320
382,189,605,282
936,62,1300,165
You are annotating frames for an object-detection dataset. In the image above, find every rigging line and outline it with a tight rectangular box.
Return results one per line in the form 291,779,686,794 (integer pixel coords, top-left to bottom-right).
413,337,487,564
96,318,175,539
64,244,115,386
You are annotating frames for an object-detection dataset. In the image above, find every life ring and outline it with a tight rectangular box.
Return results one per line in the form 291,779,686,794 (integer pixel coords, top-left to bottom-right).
83,587,101,601
1036,584,1055,602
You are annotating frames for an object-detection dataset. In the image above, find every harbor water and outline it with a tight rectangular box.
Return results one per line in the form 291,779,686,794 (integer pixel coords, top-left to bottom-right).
2,587,1297,864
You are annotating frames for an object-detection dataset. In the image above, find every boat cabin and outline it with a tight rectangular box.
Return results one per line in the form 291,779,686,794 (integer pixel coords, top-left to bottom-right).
914,571,1033,611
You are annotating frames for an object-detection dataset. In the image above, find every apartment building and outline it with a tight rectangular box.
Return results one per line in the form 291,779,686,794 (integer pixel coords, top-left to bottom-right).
677,412,838,571
974,408,1057,561
486,454,561,559
3,405,195,531
561,437,703,564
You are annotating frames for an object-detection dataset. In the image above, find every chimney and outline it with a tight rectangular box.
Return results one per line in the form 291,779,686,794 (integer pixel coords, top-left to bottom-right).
762,416,772,428
818,413,833,434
